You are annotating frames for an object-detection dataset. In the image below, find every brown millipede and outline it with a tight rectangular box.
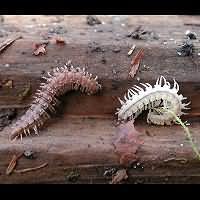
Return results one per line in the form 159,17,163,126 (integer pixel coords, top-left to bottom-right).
10,61,101,141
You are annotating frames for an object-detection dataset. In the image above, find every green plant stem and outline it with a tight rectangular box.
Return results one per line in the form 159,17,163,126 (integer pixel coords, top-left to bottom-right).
154,108,200,160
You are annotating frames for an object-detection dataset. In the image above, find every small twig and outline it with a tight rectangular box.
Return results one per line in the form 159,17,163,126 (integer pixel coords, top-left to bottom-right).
14,162,48,174
127,44,136,56
154,107,200,160
0,35,22,54
184,23,200,27
163,157,188,164
110,169,128,184
6,152,23,175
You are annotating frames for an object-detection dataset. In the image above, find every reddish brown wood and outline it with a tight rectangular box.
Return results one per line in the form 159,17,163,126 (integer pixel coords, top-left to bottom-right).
0,15,200,183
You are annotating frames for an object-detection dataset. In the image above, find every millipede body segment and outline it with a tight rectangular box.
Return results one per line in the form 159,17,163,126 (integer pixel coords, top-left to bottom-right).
10,62,101,140
116,76,190,125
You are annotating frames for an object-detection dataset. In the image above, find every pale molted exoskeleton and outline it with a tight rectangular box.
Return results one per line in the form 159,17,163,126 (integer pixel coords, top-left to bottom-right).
116,76,190,125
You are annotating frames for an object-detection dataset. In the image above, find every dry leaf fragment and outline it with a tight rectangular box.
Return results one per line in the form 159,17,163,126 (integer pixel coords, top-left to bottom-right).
6,153,23,175
129,48,144,78
114,120,143,167
33,42,48,56
110,169,128,184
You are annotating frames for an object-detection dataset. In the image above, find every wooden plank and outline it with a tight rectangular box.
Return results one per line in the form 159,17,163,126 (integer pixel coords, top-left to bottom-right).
0,37,199,115
0,15,200,183
0,118,200,183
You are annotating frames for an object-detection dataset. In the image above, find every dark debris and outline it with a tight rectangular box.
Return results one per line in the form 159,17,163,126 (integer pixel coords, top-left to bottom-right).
88,42,105,53
127,26,159,40
103,168,117,176
0,108,17,131
185,30,197,40
48,25,67,35
65,170,80,183
0,15,4,23
101,56,107,64
177,39,193,56
86,15,102,26
23,150,36,159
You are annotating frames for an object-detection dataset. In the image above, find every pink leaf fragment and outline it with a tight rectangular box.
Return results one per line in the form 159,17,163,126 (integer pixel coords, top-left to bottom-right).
114,120,143,166
129,48,144,78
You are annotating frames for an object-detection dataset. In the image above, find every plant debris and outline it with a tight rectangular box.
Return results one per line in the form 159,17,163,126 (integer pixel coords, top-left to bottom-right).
88,42,105,53
110,169,128,184
65,170,80,182
18,83,32,101
0,79,13,89
103,168,117,176
128,44,136,56
0,35,22,54
0,108,16,131
48,25,67,34
6,152,23,175
14,162,48,174
127,26,159,40
177,39,193,56
129,48,144,78
3,80,13,88
55,37,66,45
23,150,36,159
33,41,48,56
163,157,188,164
185,30,197,40
113,120,143,167
145,129,153,137
86,15,102,26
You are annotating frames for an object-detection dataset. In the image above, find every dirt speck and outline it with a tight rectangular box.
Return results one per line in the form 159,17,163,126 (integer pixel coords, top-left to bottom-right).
48,25,67,34
0,108,17,131
88,42,105,53
0,15,4,23
100,56,106,64
112,47,121,53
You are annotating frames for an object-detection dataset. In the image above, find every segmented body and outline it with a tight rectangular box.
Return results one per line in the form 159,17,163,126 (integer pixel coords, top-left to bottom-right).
116,76,190,125
10,62,101,140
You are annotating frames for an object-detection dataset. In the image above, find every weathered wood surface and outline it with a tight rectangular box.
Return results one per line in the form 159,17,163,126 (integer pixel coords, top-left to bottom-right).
0,16,199,115
1,118,200,183
0,15,200,183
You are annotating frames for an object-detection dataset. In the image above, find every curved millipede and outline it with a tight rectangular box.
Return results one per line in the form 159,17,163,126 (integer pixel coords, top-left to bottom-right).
116,76,190,125
10,61,101,141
